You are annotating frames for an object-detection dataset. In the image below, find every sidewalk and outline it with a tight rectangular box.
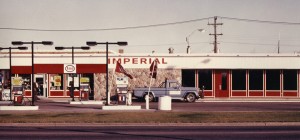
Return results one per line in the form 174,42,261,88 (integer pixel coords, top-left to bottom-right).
197,97,300,102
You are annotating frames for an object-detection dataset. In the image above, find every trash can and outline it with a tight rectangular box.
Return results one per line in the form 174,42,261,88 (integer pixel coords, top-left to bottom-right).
158,96,171,110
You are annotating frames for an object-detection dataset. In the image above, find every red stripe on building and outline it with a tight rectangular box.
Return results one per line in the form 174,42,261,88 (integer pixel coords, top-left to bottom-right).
77,64,106,73
35,64,64,74
11,64,106,74
11,66,32,74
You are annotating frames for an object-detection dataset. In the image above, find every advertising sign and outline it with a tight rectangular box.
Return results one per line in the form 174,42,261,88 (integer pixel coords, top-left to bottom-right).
80,77,90,83
116,77,128,85
12,77,23,86
54,76,61,86
64,64,76,73
2,89,10,101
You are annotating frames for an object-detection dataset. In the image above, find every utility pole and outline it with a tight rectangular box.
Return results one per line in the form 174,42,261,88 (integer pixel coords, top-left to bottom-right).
208,16,223,53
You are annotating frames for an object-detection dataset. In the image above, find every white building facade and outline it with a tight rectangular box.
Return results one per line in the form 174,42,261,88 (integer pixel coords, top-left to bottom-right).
1,51,300,100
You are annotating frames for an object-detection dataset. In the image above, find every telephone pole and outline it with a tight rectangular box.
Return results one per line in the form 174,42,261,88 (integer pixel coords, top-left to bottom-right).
208,16,223,53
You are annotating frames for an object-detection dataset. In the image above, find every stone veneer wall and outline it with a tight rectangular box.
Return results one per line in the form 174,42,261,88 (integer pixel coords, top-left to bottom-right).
94,69,181,100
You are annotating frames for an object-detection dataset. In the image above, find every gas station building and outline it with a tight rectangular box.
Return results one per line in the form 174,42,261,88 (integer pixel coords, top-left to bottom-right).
1,50,300,101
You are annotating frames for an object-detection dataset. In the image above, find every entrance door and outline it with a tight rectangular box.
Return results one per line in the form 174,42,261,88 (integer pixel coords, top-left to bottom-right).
35,74,47,97
214,70,230,97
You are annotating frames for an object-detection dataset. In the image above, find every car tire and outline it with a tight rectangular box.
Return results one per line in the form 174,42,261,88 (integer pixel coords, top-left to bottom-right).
186,93,196,103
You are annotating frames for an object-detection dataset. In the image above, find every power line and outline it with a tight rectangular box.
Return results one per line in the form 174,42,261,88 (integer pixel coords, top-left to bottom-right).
0,17,212,32
220,16,300,25
0,16,299,32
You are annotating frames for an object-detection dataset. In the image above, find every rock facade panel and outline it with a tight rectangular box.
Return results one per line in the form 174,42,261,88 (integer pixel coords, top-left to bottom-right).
94,69,181,100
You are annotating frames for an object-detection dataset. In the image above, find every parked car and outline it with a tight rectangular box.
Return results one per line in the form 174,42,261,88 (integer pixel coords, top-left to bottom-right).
133,79,200,102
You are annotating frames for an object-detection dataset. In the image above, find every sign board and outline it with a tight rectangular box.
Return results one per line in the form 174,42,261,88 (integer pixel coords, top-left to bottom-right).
2,89,10,101
80,77,90,83
116,77,128,85
12,77,23,86
54,76,61,86
64,64,76,73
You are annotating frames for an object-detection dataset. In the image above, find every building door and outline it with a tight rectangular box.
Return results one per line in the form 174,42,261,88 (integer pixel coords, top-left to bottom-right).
35,74,47,97
214,70,230,97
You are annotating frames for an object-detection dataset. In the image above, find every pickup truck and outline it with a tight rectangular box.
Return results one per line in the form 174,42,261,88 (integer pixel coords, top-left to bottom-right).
133,79,200,102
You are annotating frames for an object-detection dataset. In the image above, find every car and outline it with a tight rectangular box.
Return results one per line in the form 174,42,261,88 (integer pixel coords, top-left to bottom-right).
133,79,200,102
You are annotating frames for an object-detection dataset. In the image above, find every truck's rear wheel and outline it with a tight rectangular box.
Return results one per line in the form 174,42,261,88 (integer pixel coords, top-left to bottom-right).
144,93,155,102
186,93,196,103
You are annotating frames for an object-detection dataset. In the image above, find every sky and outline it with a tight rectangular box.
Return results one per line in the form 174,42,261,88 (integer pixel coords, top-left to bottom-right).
0,0,300,54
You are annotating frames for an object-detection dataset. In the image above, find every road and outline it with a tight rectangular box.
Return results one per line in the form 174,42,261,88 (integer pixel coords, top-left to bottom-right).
1,125,300,140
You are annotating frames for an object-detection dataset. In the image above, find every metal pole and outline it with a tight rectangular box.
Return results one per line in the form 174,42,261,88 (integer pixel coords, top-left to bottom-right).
105,42,109,105
9,48,12,101
71,47,75,101
31,42,35,106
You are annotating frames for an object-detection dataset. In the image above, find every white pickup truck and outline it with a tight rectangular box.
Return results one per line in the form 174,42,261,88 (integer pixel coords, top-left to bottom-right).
133,79,200,103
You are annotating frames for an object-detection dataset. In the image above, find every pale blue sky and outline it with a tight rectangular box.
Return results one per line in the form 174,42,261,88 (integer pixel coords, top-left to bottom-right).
0,0,300,53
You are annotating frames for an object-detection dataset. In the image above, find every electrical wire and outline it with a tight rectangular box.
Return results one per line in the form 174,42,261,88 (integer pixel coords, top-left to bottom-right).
0,16,299,32
0,17,212,32
220,16,300,25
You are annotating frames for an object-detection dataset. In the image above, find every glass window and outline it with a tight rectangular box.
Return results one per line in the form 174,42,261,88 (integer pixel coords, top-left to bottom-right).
182,70,195,87
67,74,79,90
266,70,280,90
18,74,31,90
232,70,246,90
249,70,263,90
50,74,63,90
221,72,227,90
283,70,297,90
198,70,212,90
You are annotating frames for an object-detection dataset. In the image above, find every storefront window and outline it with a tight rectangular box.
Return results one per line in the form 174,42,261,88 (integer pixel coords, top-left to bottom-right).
283,70,297,90
249,70,263,90
198,70,212,90
50,74,63,90
17,74,31,90
67,74,79,90
0,70,10,90
232,70,246,90
266,70,280,90
182,70,195,87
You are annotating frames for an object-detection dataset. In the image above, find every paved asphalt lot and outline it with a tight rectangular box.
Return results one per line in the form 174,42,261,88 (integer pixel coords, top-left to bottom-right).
1,98,300,140
1,97,300,113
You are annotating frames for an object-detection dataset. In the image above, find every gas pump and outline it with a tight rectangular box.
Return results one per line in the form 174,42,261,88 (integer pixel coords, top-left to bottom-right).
80,77,90,101
12,86,24,106
116,77,131,105
11,77,24,106
80,84,90,101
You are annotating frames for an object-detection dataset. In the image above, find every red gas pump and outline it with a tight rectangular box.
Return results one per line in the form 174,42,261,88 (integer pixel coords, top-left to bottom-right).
12,86,24,106
80,84,90,101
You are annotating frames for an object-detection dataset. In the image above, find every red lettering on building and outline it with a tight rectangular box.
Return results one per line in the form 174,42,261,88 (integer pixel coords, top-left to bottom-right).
124,58,130,64
132,58,138,64
140,58,147,64
108,57,168,65
162,58,167,64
